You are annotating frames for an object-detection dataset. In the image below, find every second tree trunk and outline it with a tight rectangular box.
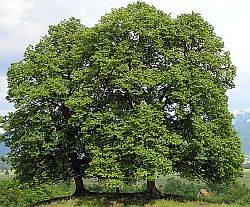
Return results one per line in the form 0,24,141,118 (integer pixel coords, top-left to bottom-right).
73,174,86,197
146,179,159,194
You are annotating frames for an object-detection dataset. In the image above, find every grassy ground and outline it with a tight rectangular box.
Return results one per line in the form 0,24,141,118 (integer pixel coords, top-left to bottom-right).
1,170,250,206
37,196,243,207
0,170,14,180
35,170,250,207
156,169,250,189
239,169,250,188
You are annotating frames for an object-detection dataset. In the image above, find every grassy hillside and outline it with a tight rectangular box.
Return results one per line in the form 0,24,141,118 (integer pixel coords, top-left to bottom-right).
38,197,242,207
0,170,14,180
1,170,250,207
239,169,250,187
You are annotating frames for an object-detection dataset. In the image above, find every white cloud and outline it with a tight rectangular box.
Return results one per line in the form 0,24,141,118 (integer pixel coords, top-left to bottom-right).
0,0,45,57
0,75,13,116
0,0,135,58
0,75,7,100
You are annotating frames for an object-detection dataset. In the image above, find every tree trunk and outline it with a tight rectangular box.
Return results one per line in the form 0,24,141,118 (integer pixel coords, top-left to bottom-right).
146,179,156,193
146,179,161,195
73,174,86,197
70,152,87,197
115,187,120,194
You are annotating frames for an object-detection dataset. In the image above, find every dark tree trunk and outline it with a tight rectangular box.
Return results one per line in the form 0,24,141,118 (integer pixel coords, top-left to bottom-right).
62,103,89,197
146,179,156,192
115,187,120,194
146,179,161,195
73,174,86,197
70,152,87,197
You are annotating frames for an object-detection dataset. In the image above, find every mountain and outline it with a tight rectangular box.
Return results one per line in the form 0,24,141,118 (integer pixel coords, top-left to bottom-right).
233,108,250,154
0,142,9,156
0,133,9,156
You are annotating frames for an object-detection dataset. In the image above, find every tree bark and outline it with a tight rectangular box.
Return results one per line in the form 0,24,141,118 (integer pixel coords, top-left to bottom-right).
73,174,86,197
146,179,156,192
70,152,87,197
146,179,161,195
62,103,88,197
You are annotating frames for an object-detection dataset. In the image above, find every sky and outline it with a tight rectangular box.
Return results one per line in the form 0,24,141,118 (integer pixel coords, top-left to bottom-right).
1,0,250,122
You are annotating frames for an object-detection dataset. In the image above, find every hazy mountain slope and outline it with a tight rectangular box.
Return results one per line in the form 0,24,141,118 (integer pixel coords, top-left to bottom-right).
0,142,9,156
233,108,250,154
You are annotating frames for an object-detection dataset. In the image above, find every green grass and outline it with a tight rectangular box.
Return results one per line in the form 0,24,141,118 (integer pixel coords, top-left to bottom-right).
37,196,242,207
0,170,14,180
239,169,250,188
1,169,250,207
155,169,250,189
36,170,250,207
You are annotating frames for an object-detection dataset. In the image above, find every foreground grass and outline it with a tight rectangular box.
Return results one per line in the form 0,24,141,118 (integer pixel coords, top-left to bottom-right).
38,196,242,207
1,169,250,206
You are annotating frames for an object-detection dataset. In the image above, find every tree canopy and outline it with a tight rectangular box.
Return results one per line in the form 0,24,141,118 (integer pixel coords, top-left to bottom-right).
0,2,243,196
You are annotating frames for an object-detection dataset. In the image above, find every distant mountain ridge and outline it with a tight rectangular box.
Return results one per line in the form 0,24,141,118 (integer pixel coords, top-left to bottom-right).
233,108,250,154
0,133,9,156
233,108,250,123
0,142,9,156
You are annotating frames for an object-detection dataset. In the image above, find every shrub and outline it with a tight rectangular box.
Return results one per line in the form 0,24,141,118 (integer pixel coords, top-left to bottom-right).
0,178,74,207
236,193,250,205
205,182,250,205
163,177,205,199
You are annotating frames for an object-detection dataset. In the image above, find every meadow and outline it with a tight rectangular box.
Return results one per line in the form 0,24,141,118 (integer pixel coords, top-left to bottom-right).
37,198,245,207
0,170,14,179
239,169,250,188
0,170,250,207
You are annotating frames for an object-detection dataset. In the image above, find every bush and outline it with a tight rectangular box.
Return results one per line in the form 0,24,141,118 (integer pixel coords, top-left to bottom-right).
86,183,103,192
0,178,74,207
121,182,146,193
202,182,250,206
163,177,250,206
236,193,250,205
86,180,146,193
163,177,205,199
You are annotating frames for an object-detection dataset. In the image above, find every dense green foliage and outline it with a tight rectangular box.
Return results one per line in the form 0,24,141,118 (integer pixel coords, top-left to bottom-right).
80,2,243,185
0,1,243,195
1,18,92,188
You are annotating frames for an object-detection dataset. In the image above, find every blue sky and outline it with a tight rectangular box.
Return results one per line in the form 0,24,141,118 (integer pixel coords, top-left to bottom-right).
1,0,250,123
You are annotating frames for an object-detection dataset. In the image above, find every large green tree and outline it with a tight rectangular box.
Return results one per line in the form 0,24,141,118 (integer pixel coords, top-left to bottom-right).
79,2,243,190
1,1,243,197
78,2,182,193
1,18,94,196
168,13,243,184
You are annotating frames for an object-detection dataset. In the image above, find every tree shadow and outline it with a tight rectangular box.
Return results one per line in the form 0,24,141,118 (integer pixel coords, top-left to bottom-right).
29,195,73,207
31,192,189,207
